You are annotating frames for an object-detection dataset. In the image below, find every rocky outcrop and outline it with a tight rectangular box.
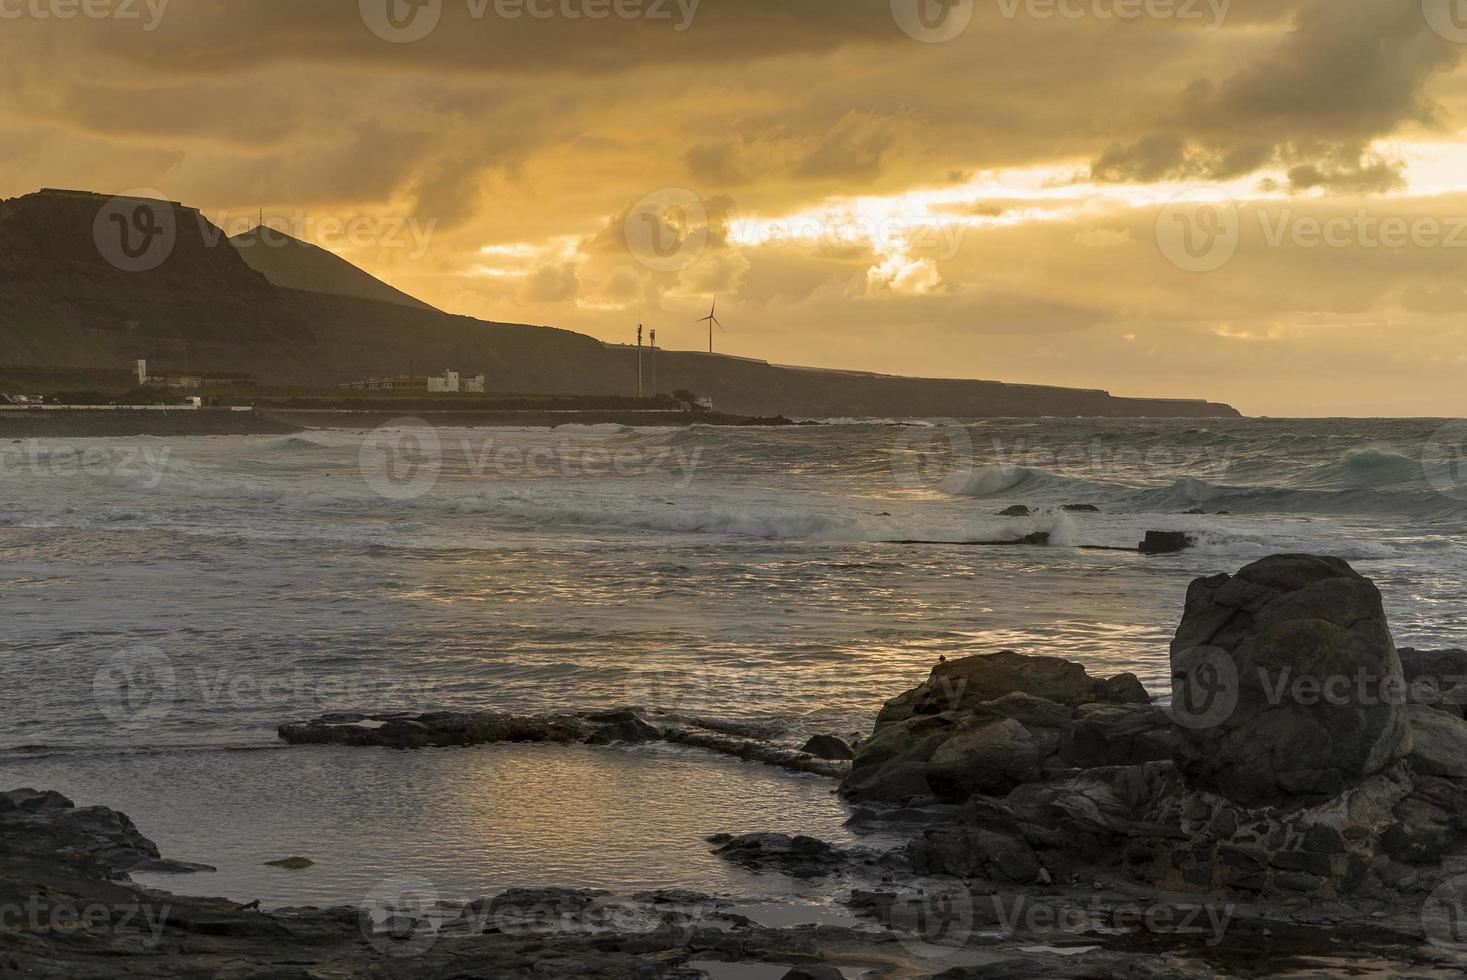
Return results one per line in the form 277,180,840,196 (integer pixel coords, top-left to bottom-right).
846,556,1467,908
1139,530,1193,555
0,788,163,875
842,654,1164,804
278,709,851,779
1170,554,1409,808
706,833,859,880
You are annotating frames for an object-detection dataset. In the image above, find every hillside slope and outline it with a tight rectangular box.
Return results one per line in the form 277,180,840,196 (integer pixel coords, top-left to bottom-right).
0,189,1240,418
229,227,436,311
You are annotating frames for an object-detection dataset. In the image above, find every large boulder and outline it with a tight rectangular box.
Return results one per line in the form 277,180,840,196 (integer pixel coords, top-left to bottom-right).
1169,555,1410,808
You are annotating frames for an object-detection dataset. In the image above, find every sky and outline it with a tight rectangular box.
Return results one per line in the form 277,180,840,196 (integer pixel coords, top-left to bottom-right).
5,0,1467,416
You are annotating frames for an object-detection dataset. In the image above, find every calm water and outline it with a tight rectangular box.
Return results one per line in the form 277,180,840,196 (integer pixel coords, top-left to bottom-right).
2,418,1465,906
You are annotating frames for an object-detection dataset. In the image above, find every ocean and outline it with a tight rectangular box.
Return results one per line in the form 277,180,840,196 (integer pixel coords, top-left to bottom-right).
2,417,1465,908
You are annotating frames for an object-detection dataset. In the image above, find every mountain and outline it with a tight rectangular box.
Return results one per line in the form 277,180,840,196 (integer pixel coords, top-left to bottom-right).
229,227,436,311
0,188,1240,418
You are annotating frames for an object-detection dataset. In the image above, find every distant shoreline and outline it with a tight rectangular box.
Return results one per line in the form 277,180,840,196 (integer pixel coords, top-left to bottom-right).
0,407,806,438
270,409,807,430
0,410,301,439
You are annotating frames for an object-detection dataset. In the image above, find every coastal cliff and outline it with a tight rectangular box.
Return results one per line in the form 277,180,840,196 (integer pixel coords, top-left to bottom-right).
0,189,1241,420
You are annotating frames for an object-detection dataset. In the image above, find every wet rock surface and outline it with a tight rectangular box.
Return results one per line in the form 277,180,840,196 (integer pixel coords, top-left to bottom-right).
1169,554,1409,808
0,788,164,875
844,653,1166,804
279,708,851,778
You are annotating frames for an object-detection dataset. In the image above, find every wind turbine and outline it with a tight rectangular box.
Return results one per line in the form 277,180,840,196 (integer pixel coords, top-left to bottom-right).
697,301,725,354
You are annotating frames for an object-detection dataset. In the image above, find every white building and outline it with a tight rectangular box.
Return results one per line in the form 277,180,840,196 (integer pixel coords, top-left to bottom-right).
428,370,485,393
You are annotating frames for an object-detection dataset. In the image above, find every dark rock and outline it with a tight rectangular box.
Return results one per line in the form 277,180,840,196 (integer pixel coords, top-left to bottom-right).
278,708,847,779
998,505,1032,517
780,967,845,980
129,857,218,874
875,651,1127,727
1274,871,1326,892
0,789,161,874
1101,673,1151,704
1398,648,1467,716
1139,530,1194,555
910,825,1042,882
1404,703,1467,778
709,833,848,879
1063,503,1100,512
1383,795,1454,864
1301,824,1345,854
279,711,590,749
800,734,856,761
925,718,1045,800
584,709,661,745
1169,555,1409,808
1060,704,1172,769
0,788,72,815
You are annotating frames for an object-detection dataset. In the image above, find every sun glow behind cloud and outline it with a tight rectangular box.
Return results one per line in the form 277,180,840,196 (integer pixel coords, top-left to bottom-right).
11,0,1467,412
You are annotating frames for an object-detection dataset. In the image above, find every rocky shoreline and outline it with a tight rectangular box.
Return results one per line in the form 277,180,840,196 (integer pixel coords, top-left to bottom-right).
7,554,1467,977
